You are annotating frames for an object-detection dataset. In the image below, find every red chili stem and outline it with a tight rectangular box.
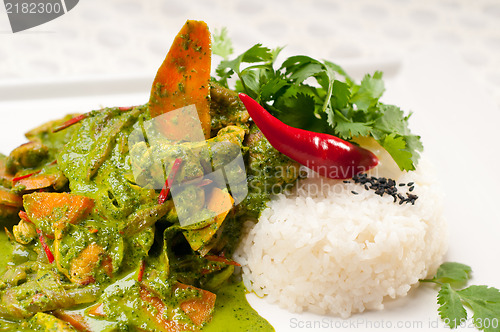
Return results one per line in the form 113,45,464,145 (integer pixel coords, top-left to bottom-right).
138,260,146,282
12,170,41,183
158,158,183,204
238,93,379,179
36,229,54,263
53,113,89,133
204,255,241,267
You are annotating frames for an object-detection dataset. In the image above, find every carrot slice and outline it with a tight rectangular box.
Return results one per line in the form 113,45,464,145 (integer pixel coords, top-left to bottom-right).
149,20,212,140
52,310,92,332
177,283,216,326
139,283,216,330
139,286,192,331
86,303,105,317
23,192,95,228
183,188,234,252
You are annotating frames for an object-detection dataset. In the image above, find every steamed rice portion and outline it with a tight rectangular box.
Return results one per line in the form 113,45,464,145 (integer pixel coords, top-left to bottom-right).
234,156,447,318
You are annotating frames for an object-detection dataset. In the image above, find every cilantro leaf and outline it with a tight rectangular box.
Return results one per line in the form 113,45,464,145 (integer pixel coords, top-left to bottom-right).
331,80,350,110
435,262,472,287
351,71,385,111
212,27,234,60
334,117,372,139
458,286,500,332
375,105,410,135
423,262,500,331
274,93,318,129
437,283,468,329
379,134,414,171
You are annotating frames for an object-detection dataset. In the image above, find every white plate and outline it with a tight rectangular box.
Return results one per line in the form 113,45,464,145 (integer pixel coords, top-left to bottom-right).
0,49,499,332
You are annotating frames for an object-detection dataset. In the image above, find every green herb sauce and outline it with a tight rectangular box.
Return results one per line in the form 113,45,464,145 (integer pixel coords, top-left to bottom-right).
203,281,274,332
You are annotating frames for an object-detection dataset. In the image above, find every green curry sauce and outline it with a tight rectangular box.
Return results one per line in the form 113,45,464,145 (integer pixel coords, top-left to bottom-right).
0,86,297,331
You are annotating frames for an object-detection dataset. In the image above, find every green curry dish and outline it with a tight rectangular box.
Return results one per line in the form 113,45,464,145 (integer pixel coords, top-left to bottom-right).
0,72,295,330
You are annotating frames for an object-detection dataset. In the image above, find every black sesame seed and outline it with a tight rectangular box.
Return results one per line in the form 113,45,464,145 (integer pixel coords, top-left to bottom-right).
343,180,351,184
348,173,418,205
351,191,358,195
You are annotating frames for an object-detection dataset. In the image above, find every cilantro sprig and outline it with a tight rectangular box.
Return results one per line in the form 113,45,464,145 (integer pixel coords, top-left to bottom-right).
212,33,423,171
421,262,500,331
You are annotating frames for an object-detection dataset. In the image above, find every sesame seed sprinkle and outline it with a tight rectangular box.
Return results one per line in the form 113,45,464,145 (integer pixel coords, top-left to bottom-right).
350,173,419,205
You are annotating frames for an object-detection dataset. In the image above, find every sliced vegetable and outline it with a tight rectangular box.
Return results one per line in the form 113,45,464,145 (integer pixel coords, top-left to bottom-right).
12,218,37,245
0,186,22,207
183,188,234,252
177,283,216,326
67,243,107,285
120,201,172,236
6,141,49,173
31,312,77,331
149,20,212,140
23,192,95,232
139,283,216,330
14,171,67,192
52,310,92,332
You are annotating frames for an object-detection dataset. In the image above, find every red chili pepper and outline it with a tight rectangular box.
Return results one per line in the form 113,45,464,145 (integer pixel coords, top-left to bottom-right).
158,158,183,204
36,229,54,263
238,93,379,179
53,113,89,133
204,255,241,267
12,170,41,183
138,260,146,282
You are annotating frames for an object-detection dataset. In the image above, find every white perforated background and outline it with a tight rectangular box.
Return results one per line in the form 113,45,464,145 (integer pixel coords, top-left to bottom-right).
0,0,500,106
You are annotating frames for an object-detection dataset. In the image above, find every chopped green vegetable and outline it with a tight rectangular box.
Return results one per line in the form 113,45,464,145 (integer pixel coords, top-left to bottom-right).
212,30,423,171
422,262,500,331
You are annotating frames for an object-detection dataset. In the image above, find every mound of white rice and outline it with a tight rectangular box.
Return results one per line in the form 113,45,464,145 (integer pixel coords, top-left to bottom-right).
234,156,447,318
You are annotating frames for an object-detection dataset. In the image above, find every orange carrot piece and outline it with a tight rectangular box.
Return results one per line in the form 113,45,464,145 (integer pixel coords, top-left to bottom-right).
52,310,92,332
177,283,216,326
149,20,212,140
139,286,192,331
86,303,105,318
206,188,233,215
15,173,57,191
24,192,95,227
68,243,104,285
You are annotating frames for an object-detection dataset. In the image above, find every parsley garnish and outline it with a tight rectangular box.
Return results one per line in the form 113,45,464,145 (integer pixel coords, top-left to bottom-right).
212,33,423,171
421,262,500,331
